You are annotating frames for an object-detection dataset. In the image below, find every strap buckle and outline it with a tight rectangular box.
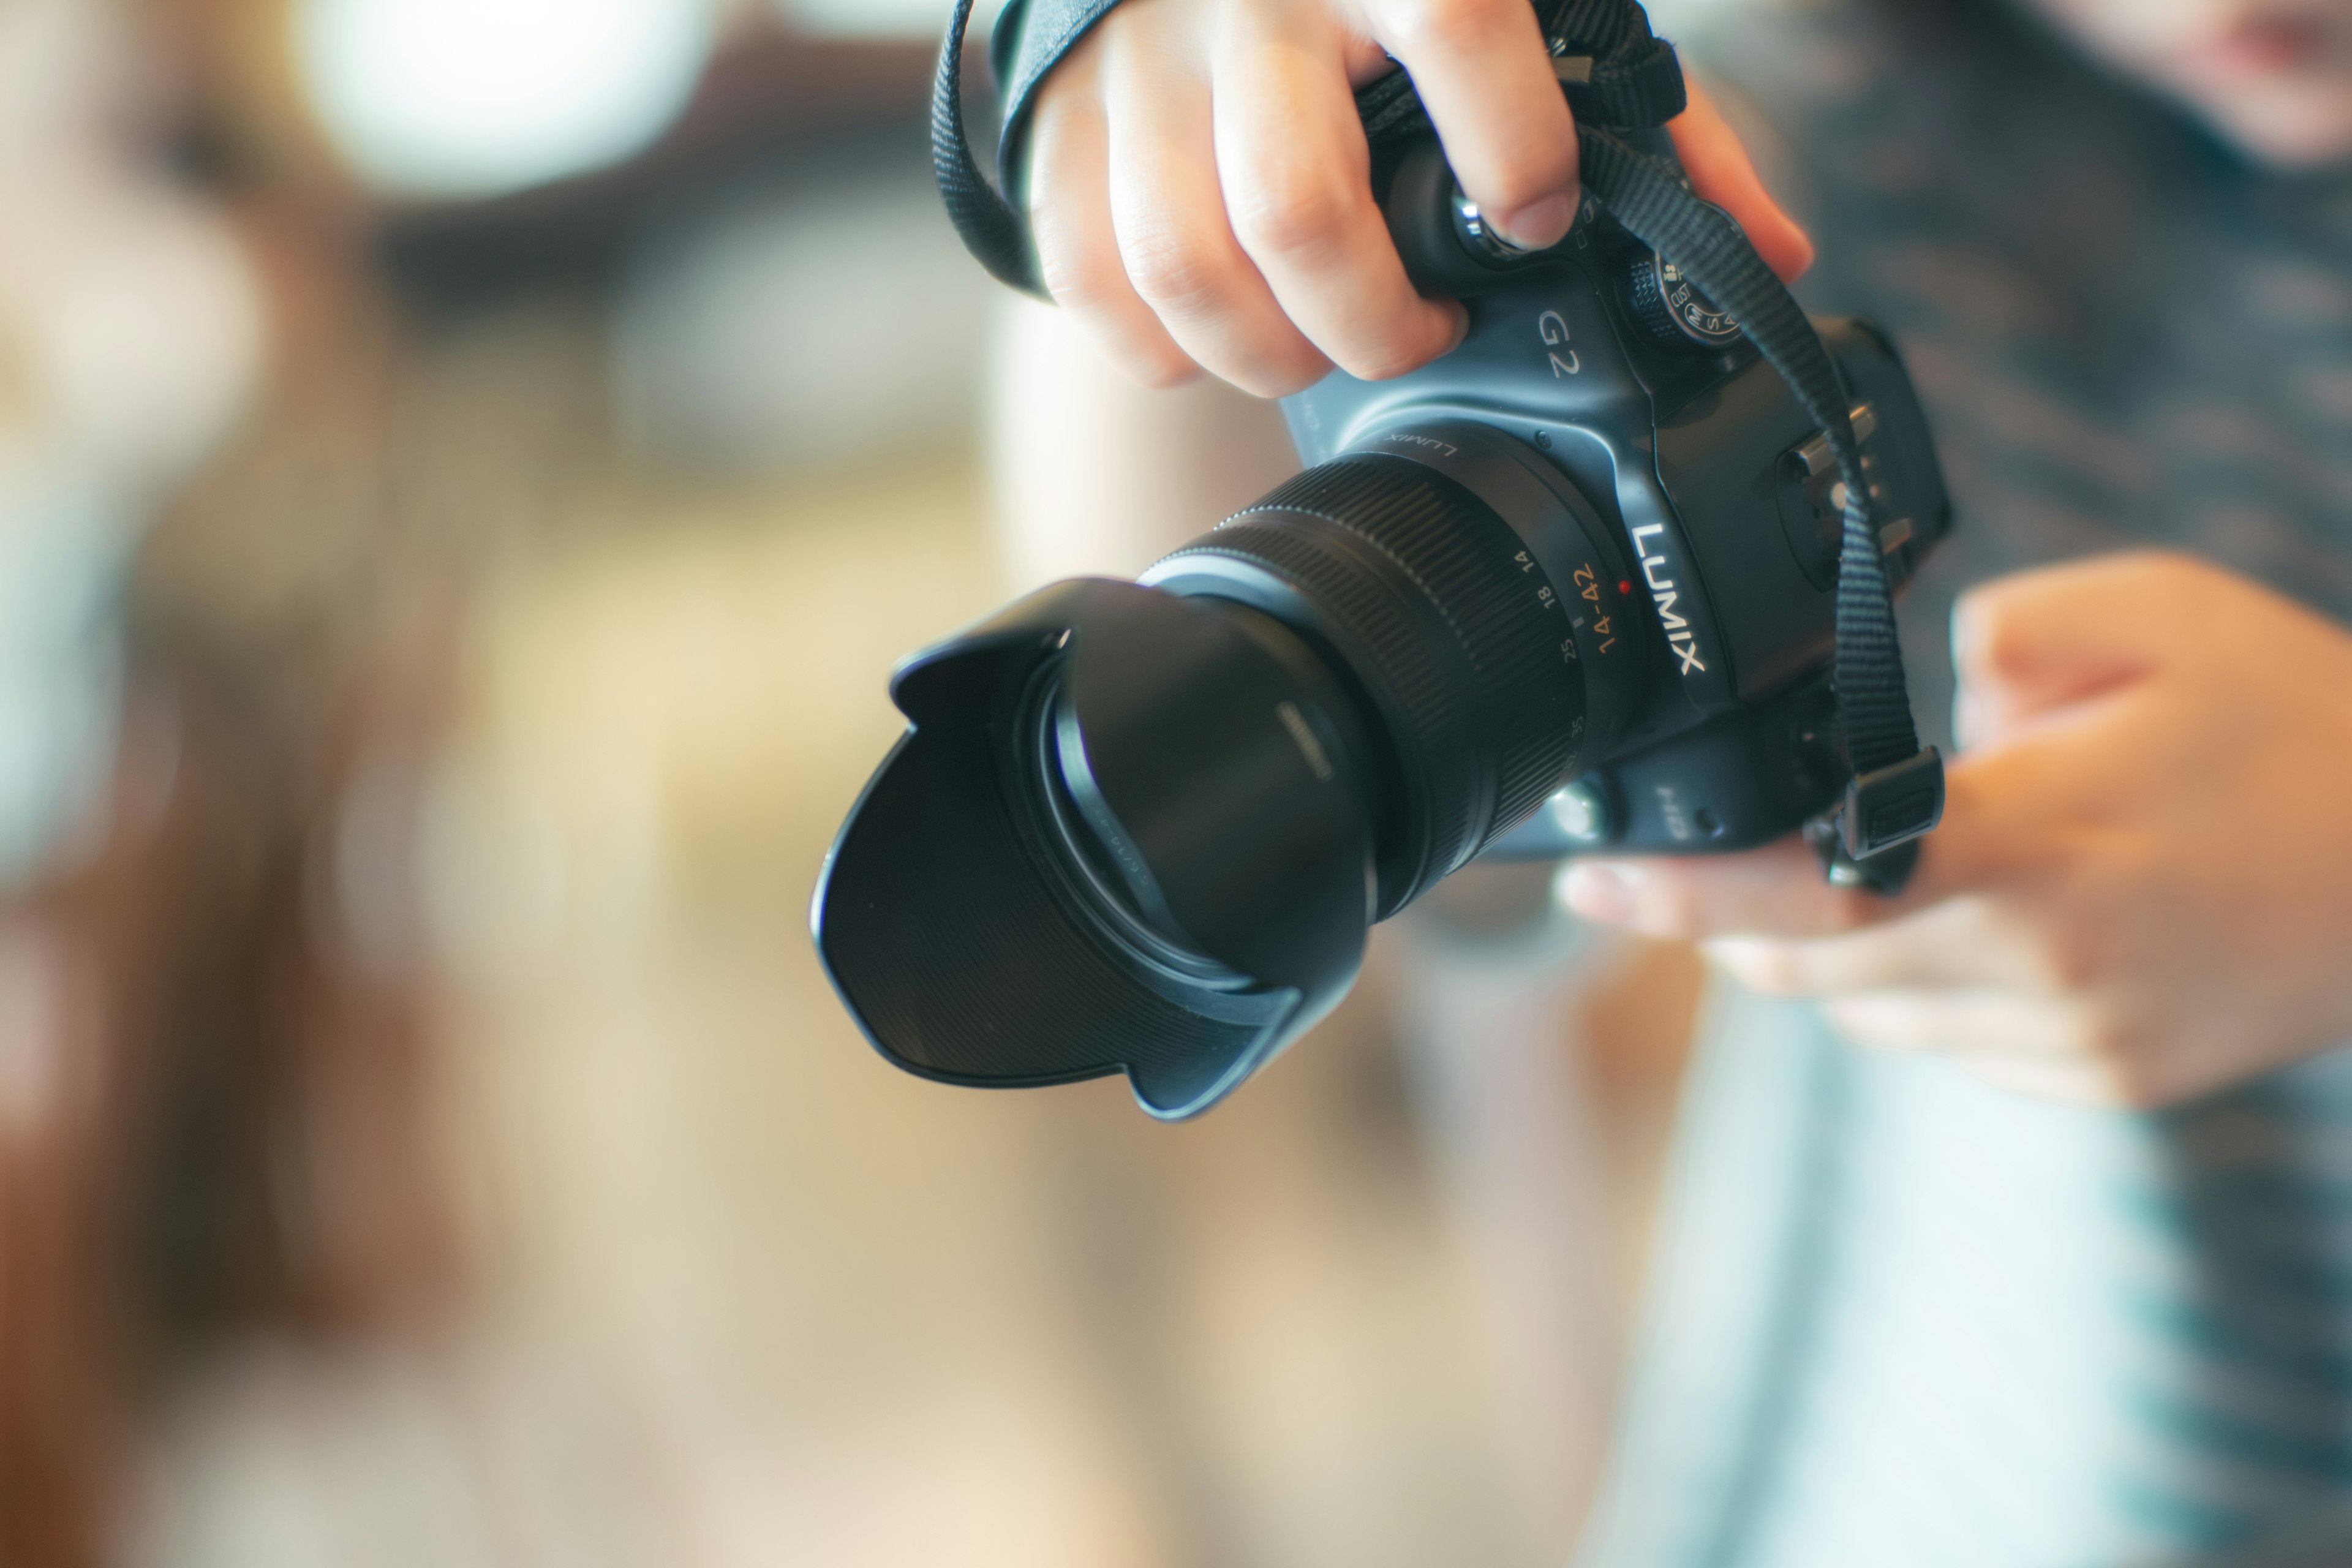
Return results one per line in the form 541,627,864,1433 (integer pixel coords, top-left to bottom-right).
1839,745,1944,861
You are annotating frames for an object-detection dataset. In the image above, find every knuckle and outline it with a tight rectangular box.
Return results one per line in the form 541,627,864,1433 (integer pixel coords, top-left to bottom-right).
1034,238,1125,317
1228,358,1326,400
1032,237,1204,389
1335,323,1448,383
1227,172,1356,263
1342,342,1438,383
1374,0,1506,52
1123,349,1204,390
1121,227,1245,315
1369,0,1444,49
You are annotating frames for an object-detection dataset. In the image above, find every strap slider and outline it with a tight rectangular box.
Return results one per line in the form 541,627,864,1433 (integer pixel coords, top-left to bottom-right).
1840,745,1944,861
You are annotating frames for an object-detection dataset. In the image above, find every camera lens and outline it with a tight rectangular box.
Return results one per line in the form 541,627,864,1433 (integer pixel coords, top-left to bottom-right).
813,423,1637,1117
1142,430,1630,914
1028,598,1365,989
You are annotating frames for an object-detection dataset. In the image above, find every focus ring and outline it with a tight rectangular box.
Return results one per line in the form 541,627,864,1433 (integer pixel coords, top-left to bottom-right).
1189,516,1480,888
1256,458,1582,831
1164,454,1582,899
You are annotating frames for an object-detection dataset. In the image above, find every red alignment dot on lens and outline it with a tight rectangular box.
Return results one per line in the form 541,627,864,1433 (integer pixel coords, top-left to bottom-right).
1618,579,1632,594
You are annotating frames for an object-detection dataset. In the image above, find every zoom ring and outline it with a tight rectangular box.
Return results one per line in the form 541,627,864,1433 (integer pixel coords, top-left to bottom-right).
1166,454,1584,897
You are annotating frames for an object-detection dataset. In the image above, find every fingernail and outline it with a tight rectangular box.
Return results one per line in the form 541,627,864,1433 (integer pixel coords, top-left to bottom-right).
1495,191,1576,251
1556,861,1636,923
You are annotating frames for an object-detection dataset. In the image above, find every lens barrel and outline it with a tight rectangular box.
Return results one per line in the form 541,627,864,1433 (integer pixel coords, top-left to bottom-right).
1145,441,1609,914
814,425,1634,1117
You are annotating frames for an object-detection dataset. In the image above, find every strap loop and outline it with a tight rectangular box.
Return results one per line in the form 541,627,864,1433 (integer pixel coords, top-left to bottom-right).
1564,37,1688,128
933,0,1046,293
1570,127,1940,867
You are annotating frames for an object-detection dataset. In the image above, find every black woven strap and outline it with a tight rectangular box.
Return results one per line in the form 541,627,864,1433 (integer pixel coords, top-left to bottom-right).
935,0,1047,292
930,0,1941,884
1573,130,1941,884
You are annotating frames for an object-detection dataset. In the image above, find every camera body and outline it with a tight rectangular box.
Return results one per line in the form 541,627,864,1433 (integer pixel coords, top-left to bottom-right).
1248,151,1949,862
812,138,1951,1118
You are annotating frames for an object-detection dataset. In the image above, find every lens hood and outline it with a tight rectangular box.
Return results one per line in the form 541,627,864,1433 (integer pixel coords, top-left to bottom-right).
813,579,1378,1120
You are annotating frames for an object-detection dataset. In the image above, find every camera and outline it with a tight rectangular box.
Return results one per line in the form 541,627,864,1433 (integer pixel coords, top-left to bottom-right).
813,135,1951,1120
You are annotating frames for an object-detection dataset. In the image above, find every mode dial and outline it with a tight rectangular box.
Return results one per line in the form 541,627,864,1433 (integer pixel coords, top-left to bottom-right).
1626,247,1743,352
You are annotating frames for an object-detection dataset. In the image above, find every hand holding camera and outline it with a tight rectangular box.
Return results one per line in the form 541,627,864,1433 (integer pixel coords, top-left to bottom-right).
1566,552,2352,1107
817,0,1950,1115
1025,0,1816,396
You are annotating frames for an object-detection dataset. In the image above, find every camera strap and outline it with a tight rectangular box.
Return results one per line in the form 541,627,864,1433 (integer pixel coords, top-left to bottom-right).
933,0,1943,889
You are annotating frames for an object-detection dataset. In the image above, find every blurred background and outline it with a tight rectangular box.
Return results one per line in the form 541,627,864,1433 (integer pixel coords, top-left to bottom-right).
0,1,1704,1563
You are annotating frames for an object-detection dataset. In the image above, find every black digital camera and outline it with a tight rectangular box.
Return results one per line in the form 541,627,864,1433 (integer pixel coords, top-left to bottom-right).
813,135,1950,1120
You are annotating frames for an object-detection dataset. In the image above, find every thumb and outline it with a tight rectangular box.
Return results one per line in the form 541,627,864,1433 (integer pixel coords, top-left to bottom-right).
1951,552,2190,745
